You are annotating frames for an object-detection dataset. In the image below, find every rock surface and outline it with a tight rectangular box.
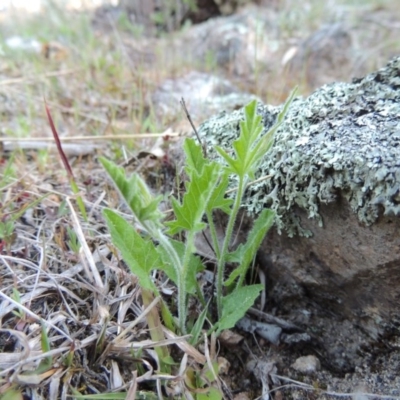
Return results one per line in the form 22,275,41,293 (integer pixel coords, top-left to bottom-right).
151,71,257,124
285,23,353,89
291,355,321,374
197,57,400,371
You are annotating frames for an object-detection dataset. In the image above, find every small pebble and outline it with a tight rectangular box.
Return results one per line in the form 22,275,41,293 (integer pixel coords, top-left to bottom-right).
291,355,321,374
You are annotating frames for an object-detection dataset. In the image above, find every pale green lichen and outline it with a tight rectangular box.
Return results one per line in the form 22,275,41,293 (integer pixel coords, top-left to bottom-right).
198,57,400,237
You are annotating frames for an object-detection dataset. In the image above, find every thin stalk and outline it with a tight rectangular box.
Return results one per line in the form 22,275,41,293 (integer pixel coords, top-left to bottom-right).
45,101,88,222
141,220,186,334
178,229,197,334
134,214,188,334
155,231,187,334
206,210,221,261
216,176,247,318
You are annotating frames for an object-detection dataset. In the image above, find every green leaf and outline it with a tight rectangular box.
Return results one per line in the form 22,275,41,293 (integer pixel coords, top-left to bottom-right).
214,146,239,175
206,169,233,214
100,157,163,226
70,389,158,399
215,91,296,182
253,86,297,163
202,361,219,383
231,100,263,173
242,99,263,143
40,323,51,353
166,162,221,235
160,298,175,331
217,284,263,333
184,138,207,174
0,389,23,400
278,86,298,124
189,301,209,345
157,239,204,294
215,99,263,178
38,323,52,371
225,209,275,286
196,387,223,400
103,209,160,292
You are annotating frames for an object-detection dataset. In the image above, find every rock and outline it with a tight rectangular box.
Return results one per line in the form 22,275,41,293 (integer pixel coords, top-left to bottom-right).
233,394,251,400
151,71,257,124
196,57,400,371
116,0,260,33
217,356,231,374
247,359,279,394
291,355,321,374
180,7,282,78
219,329,244,346
236,316,282,345
284,24,353,90
281,333,311,346
117,0,191,32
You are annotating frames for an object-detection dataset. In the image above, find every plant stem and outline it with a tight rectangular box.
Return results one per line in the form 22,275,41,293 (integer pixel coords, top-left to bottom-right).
216,175,247,318
206,210,221,261
156,231,187,334
179,229,197,334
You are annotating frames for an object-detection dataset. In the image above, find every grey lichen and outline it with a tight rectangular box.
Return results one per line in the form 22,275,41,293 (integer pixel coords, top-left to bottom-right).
198,57,400,237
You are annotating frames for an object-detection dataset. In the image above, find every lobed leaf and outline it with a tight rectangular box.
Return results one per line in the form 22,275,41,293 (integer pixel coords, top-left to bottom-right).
157,238,204,294
225,209,275,286
215,99,264,178
166,161,221,235
214,146,240,175
243,100,263,143
103,209,160,292
206,169,233,214
253,86,297,163
100,157,163,226
184,138,207,175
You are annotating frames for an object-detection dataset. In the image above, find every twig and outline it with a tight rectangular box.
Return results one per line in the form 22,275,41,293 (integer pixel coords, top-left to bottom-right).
0,68,81,86
67,198,104,291
0,132,181,142
180,97,207,158
248,307,303,333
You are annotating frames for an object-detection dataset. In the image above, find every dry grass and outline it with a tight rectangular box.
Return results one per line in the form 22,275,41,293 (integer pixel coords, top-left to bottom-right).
0,5,198,399
1,0,400,398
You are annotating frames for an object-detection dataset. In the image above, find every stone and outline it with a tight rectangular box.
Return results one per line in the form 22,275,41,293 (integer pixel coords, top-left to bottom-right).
291,355,321,374
116,0,259,32
151,71,257,124
181,6,282,78
196,56,400,371
236,316,282,345
284,24,353,90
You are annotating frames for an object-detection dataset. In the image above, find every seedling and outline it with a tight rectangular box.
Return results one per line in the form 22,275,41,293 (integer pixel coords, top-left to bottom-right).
101,90,296,345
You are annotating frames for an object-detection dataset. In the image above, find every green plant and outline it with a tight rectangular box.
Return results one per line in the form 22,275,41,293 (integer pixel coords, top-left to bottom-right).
150,0,197,32
100,92,295,340
185,361,223,400
10,288,25,320
66,226,81,254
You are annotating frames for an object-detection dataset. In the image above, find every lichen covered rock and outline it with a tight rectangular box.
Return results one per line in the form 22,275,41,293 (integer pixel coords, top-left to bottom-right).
198,57,400,237
197,57,400,370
